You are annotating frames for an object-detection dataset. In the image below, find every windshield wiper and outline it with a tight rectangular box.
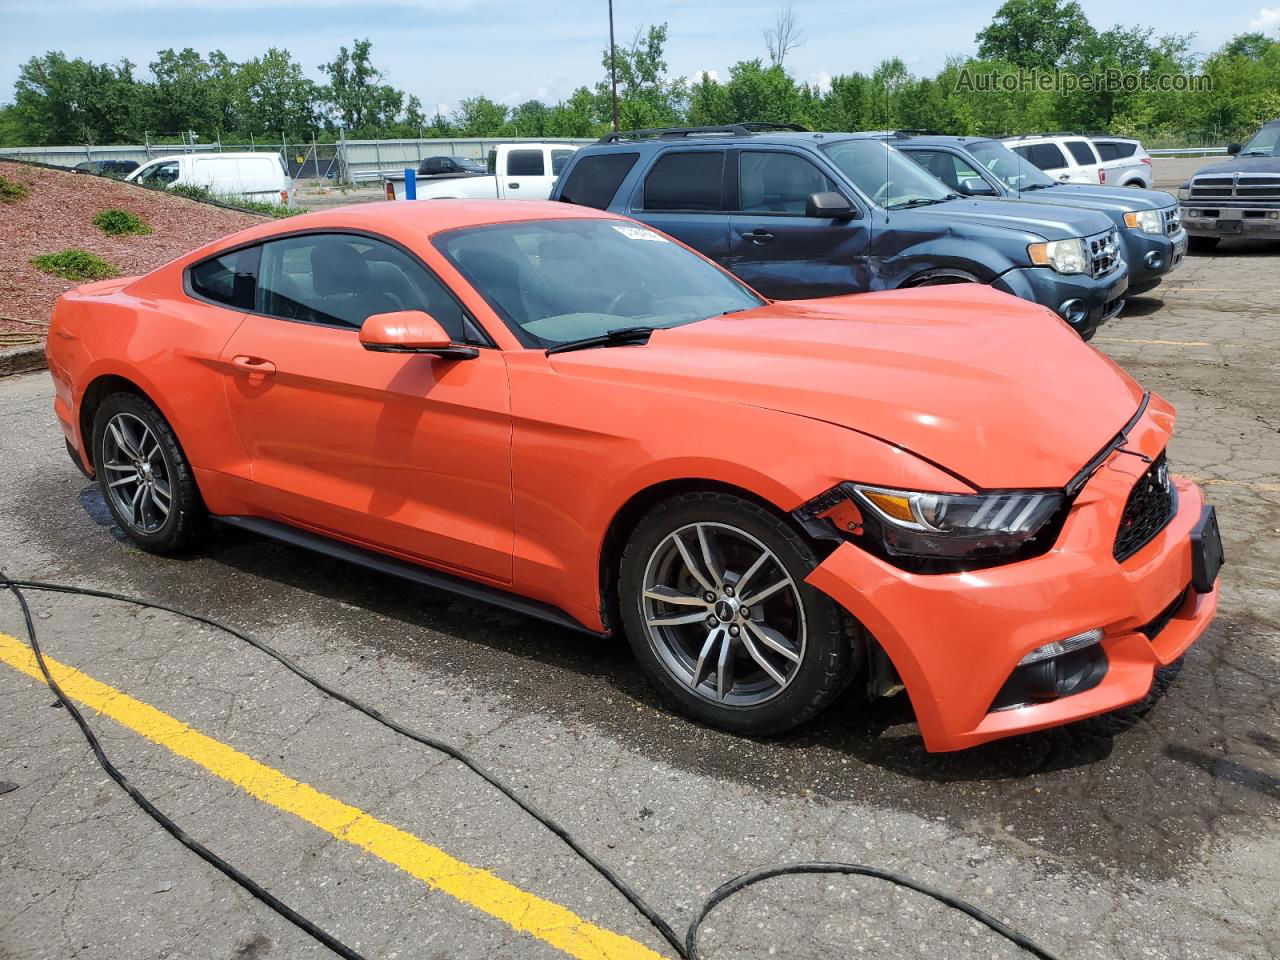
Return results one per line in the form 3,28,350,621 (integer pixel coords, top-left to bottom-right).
545,325,656,356
1237,150,1269,157
1021,182,1056,191
886,197,948,210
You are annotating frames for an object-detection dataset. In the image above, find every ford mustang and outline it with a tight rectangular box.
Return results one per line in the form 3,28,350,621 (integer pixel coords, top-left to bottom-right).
44,200,1222,751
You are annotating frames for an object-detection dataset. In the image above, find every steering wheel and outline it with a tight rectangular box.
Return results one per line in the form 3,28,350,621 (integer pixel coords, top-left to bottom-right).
872,180,896,205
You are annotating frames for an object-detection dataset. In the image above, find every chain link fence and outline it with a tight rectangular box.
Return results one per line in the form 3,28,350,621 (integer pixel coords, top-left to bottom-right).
0,135,595,184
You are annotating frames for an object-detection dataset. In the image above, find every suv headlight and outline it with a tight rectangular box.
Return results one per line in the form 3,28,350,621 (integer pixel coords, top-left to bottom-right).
1123,210,1163,234
1027,238,1087,274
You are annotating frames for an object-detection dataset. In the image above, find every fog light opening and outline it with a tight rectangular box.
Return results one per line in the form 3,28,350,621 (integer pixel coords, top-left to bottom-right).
1018,628,1104,665
1143,251,1164,270
1057,298,1088,326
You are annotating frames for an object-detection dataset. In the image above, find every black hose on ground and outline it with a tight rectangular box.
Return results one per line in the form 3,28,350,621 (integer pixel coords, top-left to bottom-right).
1,573,1063,960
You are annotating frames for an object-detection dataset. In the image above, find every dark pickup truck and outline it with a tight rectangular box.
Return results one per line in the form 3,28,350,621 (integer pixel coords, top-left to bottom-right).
416,155,487,177
1179,119,1280,250
551,124,1128,339
886,133,1185,295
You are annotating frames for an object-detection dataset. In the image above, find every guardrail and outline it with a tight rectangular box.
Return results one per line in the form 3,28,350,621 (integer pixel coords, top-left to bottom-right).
1148,147,1229,158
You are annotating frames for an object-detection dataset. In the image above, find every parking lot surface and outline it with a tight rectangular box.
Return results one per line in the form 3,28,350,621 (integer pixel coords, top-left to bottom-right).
1,240,1277,960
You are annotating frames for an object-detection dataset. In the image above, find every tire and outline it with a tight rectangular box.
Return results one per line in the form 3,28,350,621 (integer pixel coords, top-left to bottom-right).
1187,235,1220,253
904,269,981,288
91,392,208,553
618,491,858,736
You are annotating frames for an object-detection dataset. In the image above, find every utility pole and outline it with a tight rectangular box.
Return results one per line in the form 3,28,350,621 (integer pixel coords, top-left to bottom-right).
608,0,619,131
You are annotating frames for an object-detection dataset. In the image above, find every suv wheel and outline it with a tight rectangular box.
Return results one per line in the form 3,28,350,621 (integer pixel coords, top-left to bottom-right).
91,393,207,553
618,492,857,735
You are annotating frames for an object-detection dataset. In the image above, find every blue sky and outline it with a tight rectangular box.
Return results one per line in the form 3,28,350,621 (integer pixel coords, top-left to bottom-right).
2,0,1276,117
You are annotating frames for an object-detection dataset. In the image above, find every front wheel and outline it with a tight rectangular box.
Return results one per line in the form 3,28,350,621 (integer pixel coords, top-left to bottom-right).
91,392,208,553
618,492,857,736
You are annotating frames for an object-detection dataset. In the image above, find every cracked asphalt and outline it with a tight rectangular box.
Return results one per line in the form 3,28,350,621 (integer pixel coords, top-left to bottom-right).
1,239,1278,960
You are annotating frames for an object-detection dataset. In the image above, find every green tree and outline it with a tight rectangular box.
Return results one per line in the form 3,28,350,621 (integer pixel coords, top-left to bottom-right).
319,39,403,135
976,0,1095,69
235,48,319,137
595,24,687,130
454,96,508,135
545,87,603,136
11,52,139,144
144,48,236,137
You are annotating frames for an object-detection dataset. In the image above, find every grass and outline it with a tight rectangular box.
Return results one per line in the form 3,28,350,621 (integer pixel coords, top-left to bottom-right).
30,249,122,283
0,173,30,204
168,182,303,218
93,209,151,236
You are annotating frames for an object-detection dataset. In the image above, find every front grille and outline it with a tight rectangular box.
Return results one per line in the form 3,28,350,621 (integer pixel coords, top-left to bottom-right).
1114,452,1176,562
1087,229,1121,277
1188,173,1280,204
1160,205,1181,235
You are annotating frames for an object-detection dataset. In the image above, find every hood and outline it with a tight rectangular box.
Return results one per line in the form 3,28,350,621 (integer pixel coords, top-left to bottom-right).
916,197,1114,240
1189,154,1280,179
1009,183,1175,214
549,286,1145,490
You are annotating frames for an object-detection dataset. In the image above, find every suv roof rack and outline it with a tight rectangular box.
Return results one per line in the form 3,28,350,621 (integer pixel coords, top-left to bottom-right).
596,122,809,143
890,129,943,138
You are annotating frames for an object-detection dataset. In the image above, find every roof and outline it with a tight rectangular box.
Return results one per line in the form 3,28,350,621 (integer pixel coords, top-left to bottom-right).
143,151,283,163
213,199,621,247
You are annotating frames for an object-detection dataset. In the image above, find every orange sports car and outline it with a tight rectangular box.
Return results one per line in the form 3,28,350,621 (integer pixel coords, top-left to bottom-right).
45,200,1222,751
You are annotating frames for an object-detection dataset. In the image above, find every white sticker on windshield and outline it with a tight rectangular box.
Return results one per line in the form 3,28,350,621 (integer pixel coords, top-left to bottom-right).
612,224,669,242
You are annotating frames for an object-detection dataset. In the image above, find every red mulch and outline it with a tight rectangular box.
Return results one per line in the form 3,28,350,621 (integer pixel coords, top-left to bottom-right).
0,162,265,341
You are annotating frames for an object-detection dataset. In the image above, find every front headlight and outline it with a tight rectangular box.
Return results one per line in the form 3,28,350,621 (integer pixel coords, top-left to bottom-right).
1177,186,1190,200
1123,210,1163,234
1027,238,1087,274
850,484,1064,561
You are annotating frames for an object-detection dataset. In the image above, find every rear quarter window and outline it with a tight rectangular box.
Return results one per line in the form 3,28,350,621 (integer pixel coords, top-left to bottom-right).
188,247,259,310
558,152,639,209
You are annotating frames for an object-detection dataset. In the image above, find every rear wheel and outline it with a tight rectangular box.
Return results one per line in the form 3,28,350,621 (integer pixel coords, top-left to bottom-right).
1188,235,1220,253
91,393,207,553
618,492,857,736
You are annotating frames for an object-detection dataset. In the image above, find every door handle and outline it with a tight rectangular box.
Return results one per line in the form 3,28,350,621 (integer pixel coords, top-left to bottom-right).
1057,173,1070,181
745,230,774,244
231,355,276,376
508,182,520,189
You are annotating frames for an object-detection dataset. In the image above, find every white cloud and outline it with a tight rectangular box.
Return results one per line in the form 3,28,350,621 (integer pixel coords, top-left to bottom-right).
1250,6,1280,31
809,70,832,94
693,68,721,84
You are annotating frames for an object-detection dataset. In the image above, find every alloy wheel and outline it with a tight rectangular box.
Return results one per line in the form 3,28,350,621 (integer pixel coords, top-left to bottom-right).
101,412,172,535
639,521,806,706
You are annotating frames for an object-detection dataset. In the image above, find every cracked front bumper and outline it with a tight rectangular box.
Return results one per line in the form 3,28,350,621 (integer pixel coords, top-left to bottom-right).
805,413,1218,752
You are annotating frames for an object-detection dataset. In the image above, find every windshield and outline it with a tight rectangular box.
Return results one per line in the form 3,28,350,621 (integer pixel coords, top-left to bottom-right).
1239,124,1280,157
435,218,764,347
967,140,1057,190
455,156,486,172
821,139,954,208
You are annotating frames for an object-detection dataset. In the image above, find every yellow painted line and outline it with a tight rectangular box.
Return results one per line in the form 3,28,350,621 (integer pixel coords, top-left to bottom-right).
0,632,664,960
1093,336,1211,347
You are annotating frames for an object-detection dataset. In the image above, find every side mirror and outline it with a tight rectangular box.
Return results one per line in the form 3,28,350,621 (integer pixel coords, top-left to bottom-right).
959,177,998,197
1226,142,1242,156
806,191,858,220
359,310,478,359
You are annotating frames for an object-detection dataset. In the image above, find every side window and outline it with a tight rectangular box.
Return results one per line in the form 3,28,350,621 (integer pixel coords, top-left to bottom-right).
558,152,639,209
1030,143,1068,170
1094,142,1120,162
643,151,725,211
506,150,545,176
140,160,179,186
188,247,258,310
1065,139,1099,165
906,149,981,191
255,233,474,340
738,151,837,213
551,149,575,175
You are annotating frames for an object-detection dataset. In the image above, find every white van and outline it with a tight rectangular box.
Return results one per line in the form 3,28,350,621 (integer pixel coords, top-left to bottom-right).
126,152,294,206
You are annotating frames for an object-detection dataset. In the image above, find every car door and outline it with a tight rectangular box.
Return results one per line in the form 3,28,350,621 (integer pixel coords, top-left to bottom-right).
218,230,515,583
1063,139,1104,184
725,148,871,299
629,148,731,263
500,147,555,199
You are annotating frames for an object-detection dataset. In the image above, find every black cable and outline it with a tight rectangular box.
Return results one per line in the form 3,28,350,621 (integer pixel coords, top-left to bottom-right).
1,574,1063,960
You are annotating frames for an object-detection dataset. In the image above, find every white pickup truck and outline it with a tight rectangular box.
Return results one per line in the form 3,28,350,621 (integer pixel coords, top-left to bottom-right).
387,143,579,200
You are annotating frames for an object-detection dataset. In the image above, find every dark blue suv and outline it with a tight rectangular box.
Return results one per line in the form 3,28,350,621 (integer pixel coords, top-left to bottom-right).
884,132,1186,295
551,124,1129,339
